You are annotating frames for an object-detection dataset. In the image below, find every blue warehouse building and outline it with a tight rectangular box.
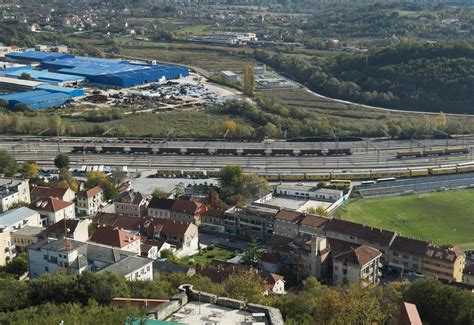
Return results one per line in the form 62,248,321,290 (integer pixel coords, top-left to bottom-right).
2,67,85,86
0,90,72,109
6,51,189,88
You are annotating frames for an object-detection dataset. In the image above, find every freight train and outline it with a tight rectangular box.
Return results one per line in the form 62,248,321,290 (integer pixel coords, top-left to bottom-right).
396,146,469,158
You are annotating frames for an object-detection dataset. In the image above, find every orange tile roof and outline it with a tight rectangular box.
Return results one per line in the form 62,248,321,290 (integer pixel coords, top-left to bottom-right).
89,225,139,248
78,186,103,199
29,197,73,213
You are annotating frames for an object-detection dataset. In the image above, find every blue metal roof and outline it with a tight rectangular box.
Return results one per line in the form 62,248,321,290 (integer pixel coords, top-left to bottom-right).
0,90,51,101
18,92,71,104
36,84,84,97
7,51,189,87
5,68,84,83
5,51,74,62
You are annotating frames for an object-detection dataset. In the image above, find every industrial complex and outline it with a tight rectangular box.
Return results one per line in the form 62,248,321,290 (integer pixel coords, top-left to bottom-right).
0,50,189,109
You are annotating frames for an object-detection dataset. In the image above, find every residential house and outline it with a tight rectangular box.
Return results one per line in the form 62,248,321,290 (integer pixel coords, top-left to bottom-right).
200,207,226,233
422,246,465,282
332,245,382,286
29,197,75,226
0,207,42,265
147,198,207,225
30,185,75,202
27,238,153,280
140,239,174,260
266,273,285,295
76,186,104,216
463,264,474,286
93,213,199,257
388,236,429,273
114,190,148,217
43,219,90,242
11,225,43,252
89,225,141,254
0,178,30,212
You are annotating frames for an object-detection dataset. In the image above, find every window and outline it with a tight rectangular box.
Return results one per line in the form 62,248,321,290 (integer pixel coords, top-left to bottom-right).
343,269,347,275
147,266,151,272
43,254,48,260
141,269,145,274
44,266,49,272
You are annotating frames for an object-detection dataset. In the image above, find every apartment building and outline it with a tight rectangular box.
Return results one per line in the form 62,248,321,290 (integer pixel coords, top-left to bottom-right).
0,178,30,212
76,186,104,216
422,246,465,282
113,190,148,217
324,218,396,264
27,238,153,280
332,245,382,286
29,197,75,226
0,207,42,264
224,204,277,241
387,236,429,273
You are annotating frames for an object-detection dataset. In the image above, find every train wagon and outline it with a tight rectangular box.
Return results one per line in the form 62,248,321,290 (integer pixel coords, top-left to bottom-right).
326,148,352,156
156,169,183,178
423,148,445,156
456,162,474,173
305,173,331,181
260,173,280,181
130,147,153,154
216,148,238,155
186,148,211,155
270,149,295,156
206,169,221,178
396,150,423,158
408,168,430,177
445,147,469,155
429,166,457,175
242,148,267,156
331,171,371,180
101,146,125,154
371,168,411,179
298,149,324,156
279,173,305,181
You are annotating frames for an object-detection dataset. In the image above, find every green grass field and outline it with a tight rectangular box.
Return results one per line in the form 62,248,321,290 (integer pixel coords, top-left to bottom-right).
176,246,235,267
341,190,474,248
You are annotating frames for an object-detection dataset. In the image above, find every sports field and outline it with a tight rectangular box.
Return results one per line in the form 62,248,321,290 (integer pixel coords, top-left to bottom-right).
341,189,474,248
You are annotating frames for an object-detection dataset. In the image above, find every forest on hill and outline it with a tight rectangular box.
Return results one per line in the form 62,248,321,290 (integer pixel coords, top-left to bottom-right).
255,41,474,114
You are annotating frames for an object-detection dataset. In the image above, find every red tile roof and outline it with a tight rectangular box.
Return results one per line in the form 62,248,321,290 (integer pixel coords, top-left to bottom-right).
94,213,191,238
89,225,139,248
391,236,430,256
44,219,80,237
334,245,382,267
78,186,103,199
274,209,305,222
325,218,396,246
29,197,73,213
300,214,329,228
30,186,69,200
